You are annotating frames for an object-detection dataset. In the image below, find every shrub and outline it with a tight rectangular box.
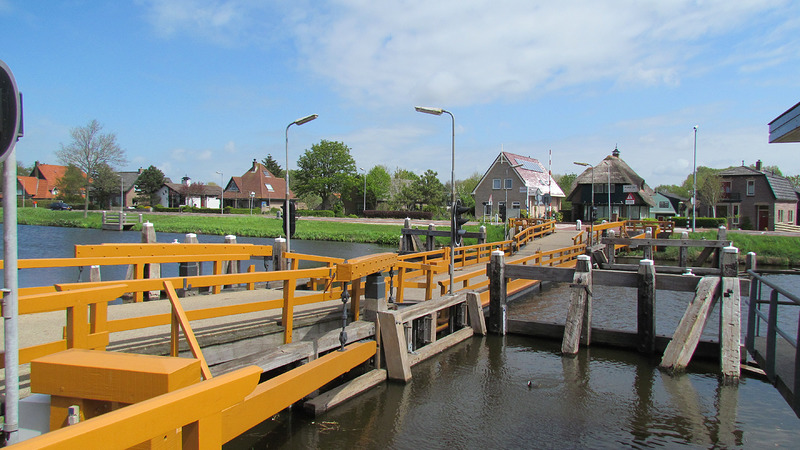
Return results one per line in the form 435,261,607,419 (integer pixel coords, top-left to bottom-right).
669,216,727,228
298,209,335,217
364,210,434,220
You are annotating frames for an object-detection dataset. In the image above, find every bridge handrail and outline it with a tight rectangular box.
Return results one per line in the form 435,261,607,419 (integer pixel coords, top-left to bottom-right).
746,269,800,349
1,266,344,368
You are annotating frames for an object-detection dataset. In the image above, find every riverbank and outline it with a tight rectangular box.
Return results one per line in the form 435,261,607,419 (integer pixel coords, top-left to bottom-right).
9,208,506,247
8,208,800,265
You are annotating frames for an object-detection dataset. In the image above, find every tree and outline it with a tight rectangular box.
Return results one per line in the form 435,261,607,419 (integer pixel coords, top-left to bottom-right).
418,169,447,212
135,165,166,206
56,120,127,216
261,154,284,178
293,140,357,210
787,174,800,188
696,170,723,217
366,165,391,210
455,172,482,211
555,173,577,195
54,164,86,203
90,163,121,209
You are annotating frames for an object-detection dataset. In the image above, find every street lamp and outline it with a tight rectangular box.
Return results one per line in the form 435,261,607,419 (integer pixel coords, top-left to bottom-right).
415,106,456,295
574,161,594,246
119,173,124,212
692,125,698,233
285,113,318,252
215,171,223,214
249,191,255,215
360,167,366,214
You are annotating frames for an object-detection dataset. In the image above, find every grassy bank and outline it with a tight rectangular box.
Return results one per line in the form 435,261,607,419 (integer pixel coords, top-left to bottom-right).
11,208,504,247
621,230,800,266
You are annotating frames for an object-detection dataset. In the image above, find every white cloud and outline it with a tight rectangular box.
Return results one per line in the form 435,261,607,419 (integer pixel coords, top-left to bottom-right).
288,1,786,106
224,141,236,154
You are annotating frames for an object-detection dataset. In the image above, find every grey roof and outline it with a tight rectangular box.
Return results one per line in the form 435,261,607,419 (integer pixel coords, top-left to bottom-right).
719,166,797,201
568,153,656,206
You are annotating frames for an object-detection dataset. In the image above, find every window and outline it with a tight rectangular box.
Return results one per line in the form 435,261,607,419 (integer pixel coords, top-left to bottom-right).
733,205,740,225
722,181,731,199
265,183,274,192
790,210,794,223
659,201,669,209
512,201,520,209
779,209,785,223
746,180,755,196
505,178,512,190
493,179,501,189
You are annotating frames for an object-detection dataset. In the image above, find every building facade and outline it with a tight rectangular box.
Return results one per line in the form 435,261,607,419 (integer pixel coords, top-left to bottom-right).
717,162,797,231
471,152,564,221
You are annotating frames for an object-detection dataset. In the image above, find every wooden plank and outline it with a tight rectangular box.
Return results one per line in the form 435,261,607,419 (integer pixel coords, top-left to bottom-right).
303,369,387,416
397,292,469,323
602,237,730,248
466,292,487,336
408,327,474,367
210,342,314,376
503,264,575,282
659,276,720,372
377,311,412,382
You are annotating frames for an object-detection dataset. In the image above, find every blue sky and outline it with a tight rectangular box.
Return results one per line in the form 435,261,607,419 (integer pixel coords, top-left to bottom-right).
2,0,799,189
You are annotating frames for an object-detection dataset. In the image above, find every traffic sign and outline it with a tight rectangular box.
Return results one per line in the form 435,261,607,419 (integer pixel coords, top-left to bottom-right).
625,193,635,205
0,59,22,162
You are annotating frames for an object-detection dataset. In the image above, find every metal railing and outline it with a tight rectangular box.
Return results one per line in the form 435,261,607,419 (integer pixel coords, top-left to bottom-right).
745,269,800,413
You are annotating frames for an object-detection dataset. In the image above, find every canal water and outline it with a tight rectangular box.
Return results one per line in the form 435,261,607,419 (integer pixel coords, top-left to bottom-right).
4,225,800,448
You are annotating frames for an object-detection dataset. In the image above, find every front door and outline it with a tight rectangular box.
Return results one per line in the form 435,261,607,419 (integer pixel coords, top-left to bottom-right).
757,206,770,231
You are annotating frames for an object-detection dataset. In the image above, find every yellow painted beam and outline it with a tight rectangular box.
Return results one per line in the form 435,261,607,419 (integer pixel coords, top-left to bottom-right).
163,281,212,380
15,366,260,450
221,342,376,443
0,253,254,270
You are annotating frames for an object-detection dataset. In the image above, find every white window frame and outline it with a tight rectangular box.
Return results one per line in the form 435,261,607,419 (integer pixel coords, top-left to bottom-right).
493,179,501,190
746,179,755,196
505,178,513,190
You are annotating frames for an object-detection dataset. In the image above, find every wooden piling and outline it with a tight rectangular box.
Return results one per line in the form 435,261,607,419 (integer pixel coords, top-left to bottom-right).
678,231,689,268
488,250,507,335
643,229,653,260
605,229,616,265
561,255,592,355
637,259,656,354
179,233,200,296
720,246,741,382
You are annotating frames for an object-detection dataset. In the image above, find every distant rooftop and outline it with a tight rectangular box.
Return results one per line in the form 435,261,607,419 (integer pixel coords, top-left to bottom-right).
769,101,800,143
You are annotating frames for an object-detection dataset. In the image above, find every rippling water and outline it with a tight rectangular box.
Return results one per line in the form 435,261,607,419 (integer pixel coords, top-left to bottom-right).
229,335,799,449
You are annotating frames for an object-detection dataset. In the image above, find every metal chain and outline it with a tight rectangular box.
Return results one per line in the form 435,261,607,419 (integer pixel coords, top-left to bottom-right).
339,282,349,352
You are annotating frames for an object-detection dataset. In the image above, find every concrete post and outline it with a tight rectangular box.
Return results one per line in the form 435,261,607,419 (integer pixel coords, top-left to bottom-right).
679,231,689,268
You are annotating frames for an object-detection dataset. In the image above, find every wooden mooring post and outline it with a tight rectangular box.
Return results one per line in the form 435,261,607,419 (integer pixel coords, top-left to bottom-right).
637,259,656,354
561,255,592,355
488,250,507,335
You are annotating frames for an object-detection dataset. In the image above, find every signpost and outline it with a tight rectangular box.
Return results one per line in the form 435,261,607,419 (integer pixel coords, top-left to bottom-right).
1,58,22,445
625,193,635,205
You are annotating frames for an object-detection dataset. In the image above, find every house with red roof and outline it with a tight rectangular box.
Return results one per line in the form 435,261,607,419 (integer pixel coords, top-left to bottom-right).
222,159,294,211
16,161,80,202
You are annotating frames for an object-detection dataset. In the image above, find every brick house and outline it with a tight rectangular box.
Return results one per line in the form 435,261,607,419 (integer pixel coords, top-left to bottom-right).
717,161,797,231
223,159,293,211
471,152,564,220
16,161,73,202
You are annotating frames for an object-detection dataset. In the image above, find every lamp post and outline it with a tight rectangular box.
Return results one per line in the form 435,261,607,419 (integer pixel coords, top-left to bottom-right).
360,167,366,214
415,106,456,295
249,191,255,215
574,161,594,246
692,125,698,233
215,171,223,214
119,173,124,212
285,114,318,252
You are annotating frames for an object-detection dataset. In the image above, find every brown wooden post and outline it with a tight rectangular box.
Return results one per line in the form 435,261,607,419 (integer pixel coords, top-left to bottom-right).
605,229,616,265
637,259,656,354
713,226,727,268
561,255,592,355
488,250,507,335
643,229,653,260
400,218,412,253
426,223,436,251
678,231,689,268
720,246,740,382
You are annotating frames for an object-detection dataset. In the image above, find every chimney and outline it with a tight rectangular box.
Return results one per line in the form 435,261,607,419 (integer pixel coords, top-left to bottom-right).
252,159,258,172
182,176,191,186
138,167,143,174
755,160,762,171
612,146,620,158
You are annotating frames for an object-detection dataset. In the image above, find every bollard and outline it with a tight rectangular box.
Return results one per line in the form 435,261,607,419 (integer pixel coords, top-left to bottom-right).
679,231,689,267
488,250,507,335
637,259,656,354
179,233,200,296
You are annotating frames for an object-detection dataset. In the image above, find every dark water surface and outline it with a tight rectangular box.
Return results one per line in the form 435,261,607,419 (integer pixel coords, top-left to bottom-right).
231,335,799,449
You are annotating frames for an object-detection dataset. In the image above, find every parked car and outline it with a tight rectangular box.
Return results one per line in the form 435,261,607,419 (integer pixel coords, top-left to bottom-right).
49,201,72,211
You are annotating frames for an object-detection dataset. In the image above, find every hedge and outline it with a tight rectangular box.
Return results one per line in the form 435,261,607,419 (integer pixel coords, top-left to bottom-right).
364,210,434,220
298,209,335,217
669,216,727,228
